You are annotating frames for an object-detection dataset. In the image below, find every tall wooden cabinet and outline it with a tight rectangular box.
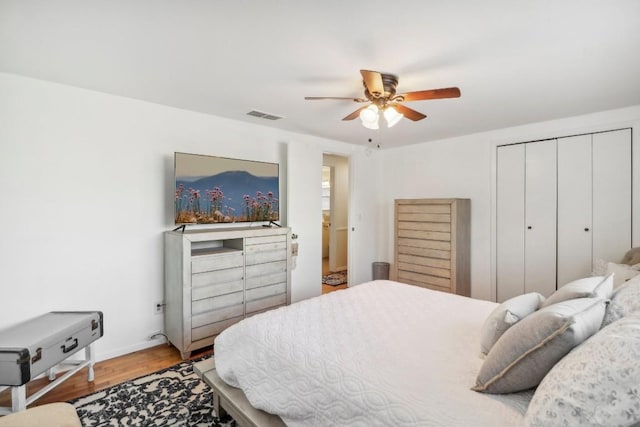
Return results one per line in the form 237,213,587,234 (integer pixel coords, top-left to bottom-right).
394,198,471,296
496,128,632,302
164,227,291,358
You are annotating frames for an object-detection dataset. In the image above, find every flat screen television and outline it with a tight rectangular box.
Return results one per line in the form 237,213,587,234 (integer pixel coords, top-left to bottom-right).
174,152,279,225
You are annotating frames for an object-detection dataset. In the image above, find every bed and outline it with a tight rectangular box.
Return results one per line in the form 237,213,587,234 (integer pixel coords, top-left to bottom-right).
211,280,533,426
206,277,640,427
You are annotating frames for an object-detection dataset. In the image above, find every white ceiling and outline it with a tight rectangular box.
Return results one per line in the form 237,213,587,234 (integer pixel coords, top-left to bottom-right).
2,1,639,149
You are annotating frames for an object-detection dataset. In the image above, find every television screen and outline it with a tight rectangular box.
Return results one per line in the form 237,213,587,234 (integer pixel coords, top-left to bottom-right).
174,152,279,224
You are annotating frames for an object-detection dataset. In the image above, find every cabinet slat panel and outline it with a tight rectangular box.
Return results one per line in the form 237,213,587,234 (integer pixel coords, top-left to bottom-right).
192,267,244,288
192,252,244,274
245,304,285,318
192,304,244,328
191,316,243,341
246,294,286,314
398,221,451,232
397,262,451,279
397,229,451,241
192,291,244,315
246,272,287,290
192,279,244,301
245,249,287,265
397,204,451,214
246,235,287,245
397,213,451,223
397,238,451,251
400,278,452,293
398,245,451,260
245,241,287,253
246,260,287,278
246,282,286,301
398,270,451,288
397,253,450,269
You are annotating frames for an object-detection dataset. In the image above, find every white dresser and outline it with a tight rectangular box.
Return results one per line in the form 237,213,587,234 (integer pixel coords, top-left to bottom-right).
164,227,291,358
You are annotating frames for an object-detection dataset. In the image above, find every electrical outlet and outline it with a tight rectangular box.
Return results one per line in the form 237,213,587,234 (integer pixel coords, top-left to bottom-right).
154,301,164,315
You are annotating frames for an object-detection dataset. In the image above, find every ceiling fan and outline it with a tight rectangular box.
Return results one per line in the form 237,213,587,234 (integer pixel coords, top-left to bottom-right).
305,69,461,129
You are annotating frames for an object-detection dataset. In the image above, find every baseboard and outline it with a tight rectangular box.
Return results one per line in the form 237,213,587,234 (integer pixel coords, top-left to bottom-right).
96,337,167,363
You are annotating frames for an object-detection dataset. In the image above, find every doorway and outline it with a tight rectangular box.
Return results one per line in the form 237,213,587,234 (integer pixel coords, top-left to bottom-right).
321,154,349,294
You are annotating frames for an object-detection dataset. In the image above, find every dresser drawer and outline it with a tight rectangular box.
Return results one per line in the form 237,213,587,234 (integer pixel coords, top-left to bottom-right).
192,252,244,274
246,282,286,302
245,260,287,278
192,304,244,329
245,235,287,246
246,294,286,314
192,279,244,301
192,291,244,316
192,267,243,288
245,248,287,265
246,271,287,290
191,316,243,342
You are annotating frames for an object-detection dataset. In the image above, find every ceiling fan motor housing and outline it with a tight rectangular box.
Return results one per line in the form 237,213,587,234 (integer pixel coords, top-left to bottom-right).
364,73,398,106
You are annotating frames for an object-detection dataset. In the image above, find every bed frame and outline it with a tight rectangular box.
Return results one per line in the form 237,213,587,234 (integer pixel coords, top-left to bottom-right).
194,359,286,427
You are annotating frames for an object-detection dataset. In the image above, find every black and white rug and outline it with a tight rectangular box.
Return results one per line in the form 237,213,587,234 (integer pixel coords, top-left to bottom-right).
71,358,235,426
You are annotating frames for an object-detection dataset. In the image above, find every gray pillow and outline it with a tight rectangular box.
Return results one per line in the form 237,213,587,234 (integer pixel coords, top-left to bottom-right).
542,274,613,308
602,274,640,327
525,314,640,427
473,298,606,394
479,292,545,355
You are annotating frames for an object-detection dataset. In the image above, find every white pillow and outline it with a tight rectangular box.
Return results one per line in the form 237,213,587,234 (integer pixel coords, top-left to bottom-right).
525,315,640,427
606,262,640,288
473,298,606,394
541,274,613,308
479,292,545,355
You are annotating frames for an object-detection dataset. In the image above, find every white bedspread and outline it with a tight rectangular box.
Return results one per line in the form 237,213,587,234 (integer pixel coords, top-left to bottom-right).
215,280,533,426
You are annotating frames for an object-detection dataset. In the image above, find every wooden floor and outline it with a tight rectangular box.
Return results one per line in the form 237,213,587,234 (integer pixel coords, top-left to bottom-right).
0,344,211,409
322,257,348,294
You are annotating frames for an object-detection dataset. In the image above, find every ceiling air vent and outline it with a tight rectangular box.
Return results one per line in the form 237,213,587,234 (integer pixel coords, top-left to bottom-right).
246,110,284,121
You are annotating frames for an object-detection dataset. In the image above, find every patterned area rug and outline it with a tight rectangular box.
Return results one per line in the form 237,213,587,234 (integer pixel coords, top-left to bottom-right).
322,271,347,286
71,357,235,426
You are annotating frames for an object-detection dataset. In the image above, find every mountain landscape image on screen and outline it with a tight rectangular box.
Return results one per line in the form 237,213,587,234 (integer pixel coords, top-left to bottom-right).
175,170,279,224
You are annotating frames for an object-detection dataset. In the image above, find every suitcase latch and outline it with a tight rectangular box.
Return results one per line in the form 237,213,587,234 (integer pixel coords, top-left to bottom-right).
31,347,42,364
91,319,99,331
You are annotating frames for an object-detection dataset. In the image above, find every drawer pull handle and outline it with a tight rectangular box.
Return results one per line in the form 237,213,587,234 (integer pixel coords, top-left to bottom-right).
91,319,99,331
61,338,79,354
31,347,42,364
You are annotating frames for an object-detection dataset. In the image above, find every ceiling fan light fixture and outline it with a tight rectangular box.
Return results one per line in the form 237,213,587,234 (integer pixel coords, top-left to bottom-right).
360,104,378,123
384,106,403,128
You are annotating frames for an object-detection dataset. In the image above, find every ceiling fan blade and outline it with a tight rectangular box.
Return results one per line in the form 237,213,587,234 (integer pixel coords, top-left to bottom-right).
360,70,384,97
392,104,427,121
398,87,461,102
305,96,367,102
342,106,368,121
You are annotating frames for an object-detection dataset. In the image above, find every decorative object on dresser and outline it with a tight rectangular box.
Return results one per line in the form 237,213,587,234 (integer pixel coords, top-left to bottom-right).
393,198,470,296
164,227,291,359
0,311,103,414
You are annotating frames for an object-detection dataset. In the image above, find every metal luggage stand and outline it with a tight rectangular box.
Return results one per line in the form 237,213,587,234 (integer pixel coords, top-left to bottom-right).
0,344,96,415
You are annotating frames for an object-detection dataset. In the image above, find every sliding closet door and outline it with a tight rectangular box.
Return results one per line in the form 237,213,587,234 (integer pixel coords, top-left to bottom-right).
496,144,525,302
524,140,557,297
557,135,592,286
592,129,632,262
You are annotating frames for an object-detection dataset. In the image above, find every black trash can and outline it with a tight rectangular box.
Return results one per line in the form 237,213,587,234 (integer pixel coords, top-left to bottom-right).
372,262,390,280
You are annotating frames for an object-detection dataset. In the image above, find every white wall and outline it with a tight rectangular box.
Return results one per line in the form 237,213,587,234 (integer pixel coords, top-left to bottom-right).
381,105,640,301
0,72,380,361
